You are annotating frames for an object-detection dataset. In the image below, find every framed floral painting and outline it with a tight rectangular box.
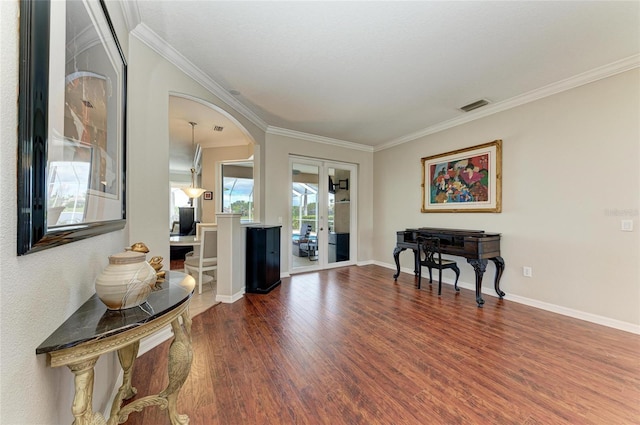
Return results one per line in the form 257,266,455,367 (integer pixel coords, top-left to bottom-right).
421,140,502,213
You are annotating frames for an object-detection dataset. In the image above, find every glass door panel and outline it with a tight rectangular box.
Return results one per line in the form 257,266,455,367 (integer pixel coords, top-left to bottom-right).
328,167,351,264
291,157,356,273
291,161,320,271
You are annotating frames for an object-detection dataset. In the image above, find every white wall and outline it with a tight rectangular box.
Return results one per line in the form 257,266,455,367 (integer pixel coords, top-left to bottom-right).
264,133,375,272
0,2,130,423
373,69,640,328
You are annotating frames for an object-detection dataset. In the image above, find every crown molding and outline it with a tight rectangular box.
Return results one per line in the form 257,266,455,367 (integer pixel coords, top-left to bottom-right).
266,126,374,153
126,9,637,154
129,20,374,152
119,0,140,32
375,54,640,152
131,23,269,132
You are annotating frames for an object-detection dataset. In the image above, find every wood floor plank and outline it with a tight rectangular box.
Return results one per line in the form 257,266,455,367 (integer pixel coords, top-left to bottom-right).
123,265,640,424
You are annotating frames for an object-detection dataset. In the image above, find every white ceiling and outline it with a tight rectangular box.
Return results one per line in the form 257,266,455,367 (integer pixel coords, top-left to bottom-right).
128,0,639,168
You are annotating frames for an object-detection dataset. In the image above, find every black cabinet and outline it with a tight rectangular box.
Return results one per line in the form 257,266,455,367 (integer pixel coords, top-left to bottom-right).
178,207,194,235
329,232,350,263
246,225,281,293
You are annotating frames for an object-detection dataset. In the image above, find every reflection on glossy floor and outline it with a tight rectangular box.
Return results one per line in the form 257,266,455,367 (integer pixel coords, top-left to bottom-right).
188,277,219,318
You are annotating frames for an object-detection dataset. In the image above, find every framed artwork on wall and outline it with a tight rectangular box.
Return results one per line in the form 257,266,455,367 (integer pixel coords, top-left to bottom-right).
17,0,127,255
421,140,502,213
203,191,213,201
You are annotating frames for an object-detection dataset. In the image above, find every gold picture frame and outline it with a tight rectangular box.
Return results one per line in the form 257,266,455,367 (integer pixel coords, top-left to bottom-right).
421,140,502,213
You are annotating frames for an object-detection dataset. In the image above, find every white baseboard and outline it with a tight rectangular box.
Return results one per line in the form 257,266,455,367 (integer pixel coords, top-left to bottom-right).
216,290,244,304
373,260,640,335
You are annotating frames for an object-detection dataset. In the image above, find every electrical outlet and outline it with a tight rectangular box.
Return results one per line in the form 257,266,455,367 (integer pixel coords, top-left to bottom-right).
621,220,633,232
523,266,533,278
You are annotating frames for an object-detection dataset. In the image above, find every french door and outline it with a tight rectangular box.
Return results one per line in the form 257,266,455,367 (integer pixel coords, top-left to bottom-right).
290,156,357,273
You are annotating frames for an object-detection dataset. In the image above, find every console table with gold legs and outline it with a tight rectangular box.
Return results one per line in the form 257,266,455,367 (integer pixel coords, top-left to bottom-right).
36,271,196,425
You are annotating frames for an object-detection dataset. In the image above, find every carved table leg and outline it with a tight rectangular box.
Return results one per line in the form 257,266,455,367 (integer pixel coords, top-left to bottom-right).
118,341,139,400
393,247,405,280
467,259,488,307
108,342,140,423
181,309,192,342
490,256,506,298
159,317,193,425
68,358,107,425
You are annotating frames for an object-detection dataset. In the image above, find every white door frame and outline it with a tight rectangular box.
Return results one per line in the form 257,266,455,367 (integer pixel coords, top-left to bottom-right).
289,155,357,274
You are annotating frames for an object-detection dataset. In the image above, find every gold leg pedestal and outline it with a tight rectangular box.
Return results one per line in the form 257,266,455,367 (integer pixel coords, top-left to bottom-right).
112,314,192,425
37,272,196,425
68,359,107,425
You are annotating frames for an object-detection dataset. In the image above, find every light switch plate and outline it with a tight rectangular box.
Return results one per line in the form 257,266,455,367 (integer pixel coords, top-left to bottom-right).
621,220,633,232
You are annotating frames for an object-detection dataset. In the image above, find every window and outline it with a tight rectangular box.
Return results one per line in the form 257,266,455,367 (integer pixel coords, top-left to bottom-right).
47,161,91,226
221,162,254,222
291,182,318,233
170,184,191,225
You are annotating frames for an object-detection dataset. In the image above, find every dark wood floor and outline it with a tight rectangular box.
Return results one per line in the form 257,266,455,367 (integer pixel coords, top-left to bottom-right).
169,259,185,271
124,265,640,424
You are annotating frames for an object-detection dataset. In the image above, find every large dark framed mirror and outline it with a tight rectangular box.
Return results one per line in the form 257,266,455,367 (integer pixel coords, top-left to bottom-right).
18,0,127,255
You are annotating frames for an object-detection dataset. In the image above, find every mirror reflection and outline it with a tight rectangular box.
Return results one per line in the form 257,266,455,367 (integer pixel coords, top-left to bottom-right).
48,0,123,228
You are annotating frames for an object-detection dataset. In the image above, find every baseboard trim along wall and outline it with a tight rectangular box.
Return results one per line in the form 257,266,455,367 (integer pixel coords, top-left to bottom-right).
372,261,640,335
216,290,245,304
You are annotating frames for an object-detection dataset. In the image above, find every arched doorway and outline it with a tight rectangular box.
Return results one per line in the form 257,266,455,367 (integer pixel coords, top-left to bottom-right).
168,94,259,227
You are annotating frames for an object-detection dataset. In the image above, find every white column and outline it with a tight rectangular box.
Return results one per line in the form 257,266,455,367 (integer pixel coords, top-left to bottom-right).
215,213,245,303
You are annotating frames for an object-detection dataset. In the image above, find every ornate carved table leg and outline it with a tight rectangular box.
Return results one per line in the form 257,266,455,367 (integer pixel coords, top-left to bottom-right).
490,256,506,298
393,247,405,280
68,358,107,425
159,316,193,425
108,341,140,423
181,309,192,342
467,259,488,307
118,341,139,400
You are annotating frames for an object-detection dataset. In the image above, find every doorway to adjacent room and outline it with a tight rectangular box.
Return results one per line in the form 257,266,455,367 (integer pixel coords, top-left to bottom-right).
290,156,357,273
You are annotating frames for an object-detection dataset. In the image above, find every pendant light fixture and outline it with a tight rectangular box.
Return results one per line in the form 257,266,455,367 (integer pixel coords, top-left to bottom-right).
181,121,206,199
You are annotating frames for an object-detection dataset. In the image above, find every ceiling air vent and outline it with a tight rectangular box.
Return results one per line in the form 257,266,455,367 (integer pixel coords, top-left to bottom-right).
213,125,224,132
460,99,490,112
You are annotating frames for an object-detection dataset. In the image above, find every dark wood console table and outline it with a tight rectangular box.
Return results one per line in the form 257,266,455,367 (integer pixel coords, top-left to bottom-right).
393,228,505,307
36,271,196,424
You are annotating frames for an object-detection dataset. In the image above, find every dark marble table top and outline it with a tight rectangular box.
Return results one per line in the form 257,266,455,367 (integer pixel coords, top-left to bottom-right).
36,271,195,355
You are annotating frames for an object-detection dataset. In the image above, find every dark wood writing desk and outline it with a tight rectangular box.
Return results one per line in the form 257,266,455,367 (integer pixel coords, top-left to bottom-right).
393,228,505,306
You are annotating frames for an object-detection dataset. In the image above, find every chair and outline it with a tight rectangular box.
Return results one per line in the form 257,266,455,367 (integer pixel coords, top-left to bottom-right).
170,221,180,235
184,226,217,295
417,236,460,295
292,223,312,257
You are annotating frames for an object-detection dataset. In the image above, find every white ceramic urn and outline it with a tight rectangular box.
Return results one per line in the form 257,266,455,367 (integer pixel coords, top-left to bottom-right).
95,251,157,310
